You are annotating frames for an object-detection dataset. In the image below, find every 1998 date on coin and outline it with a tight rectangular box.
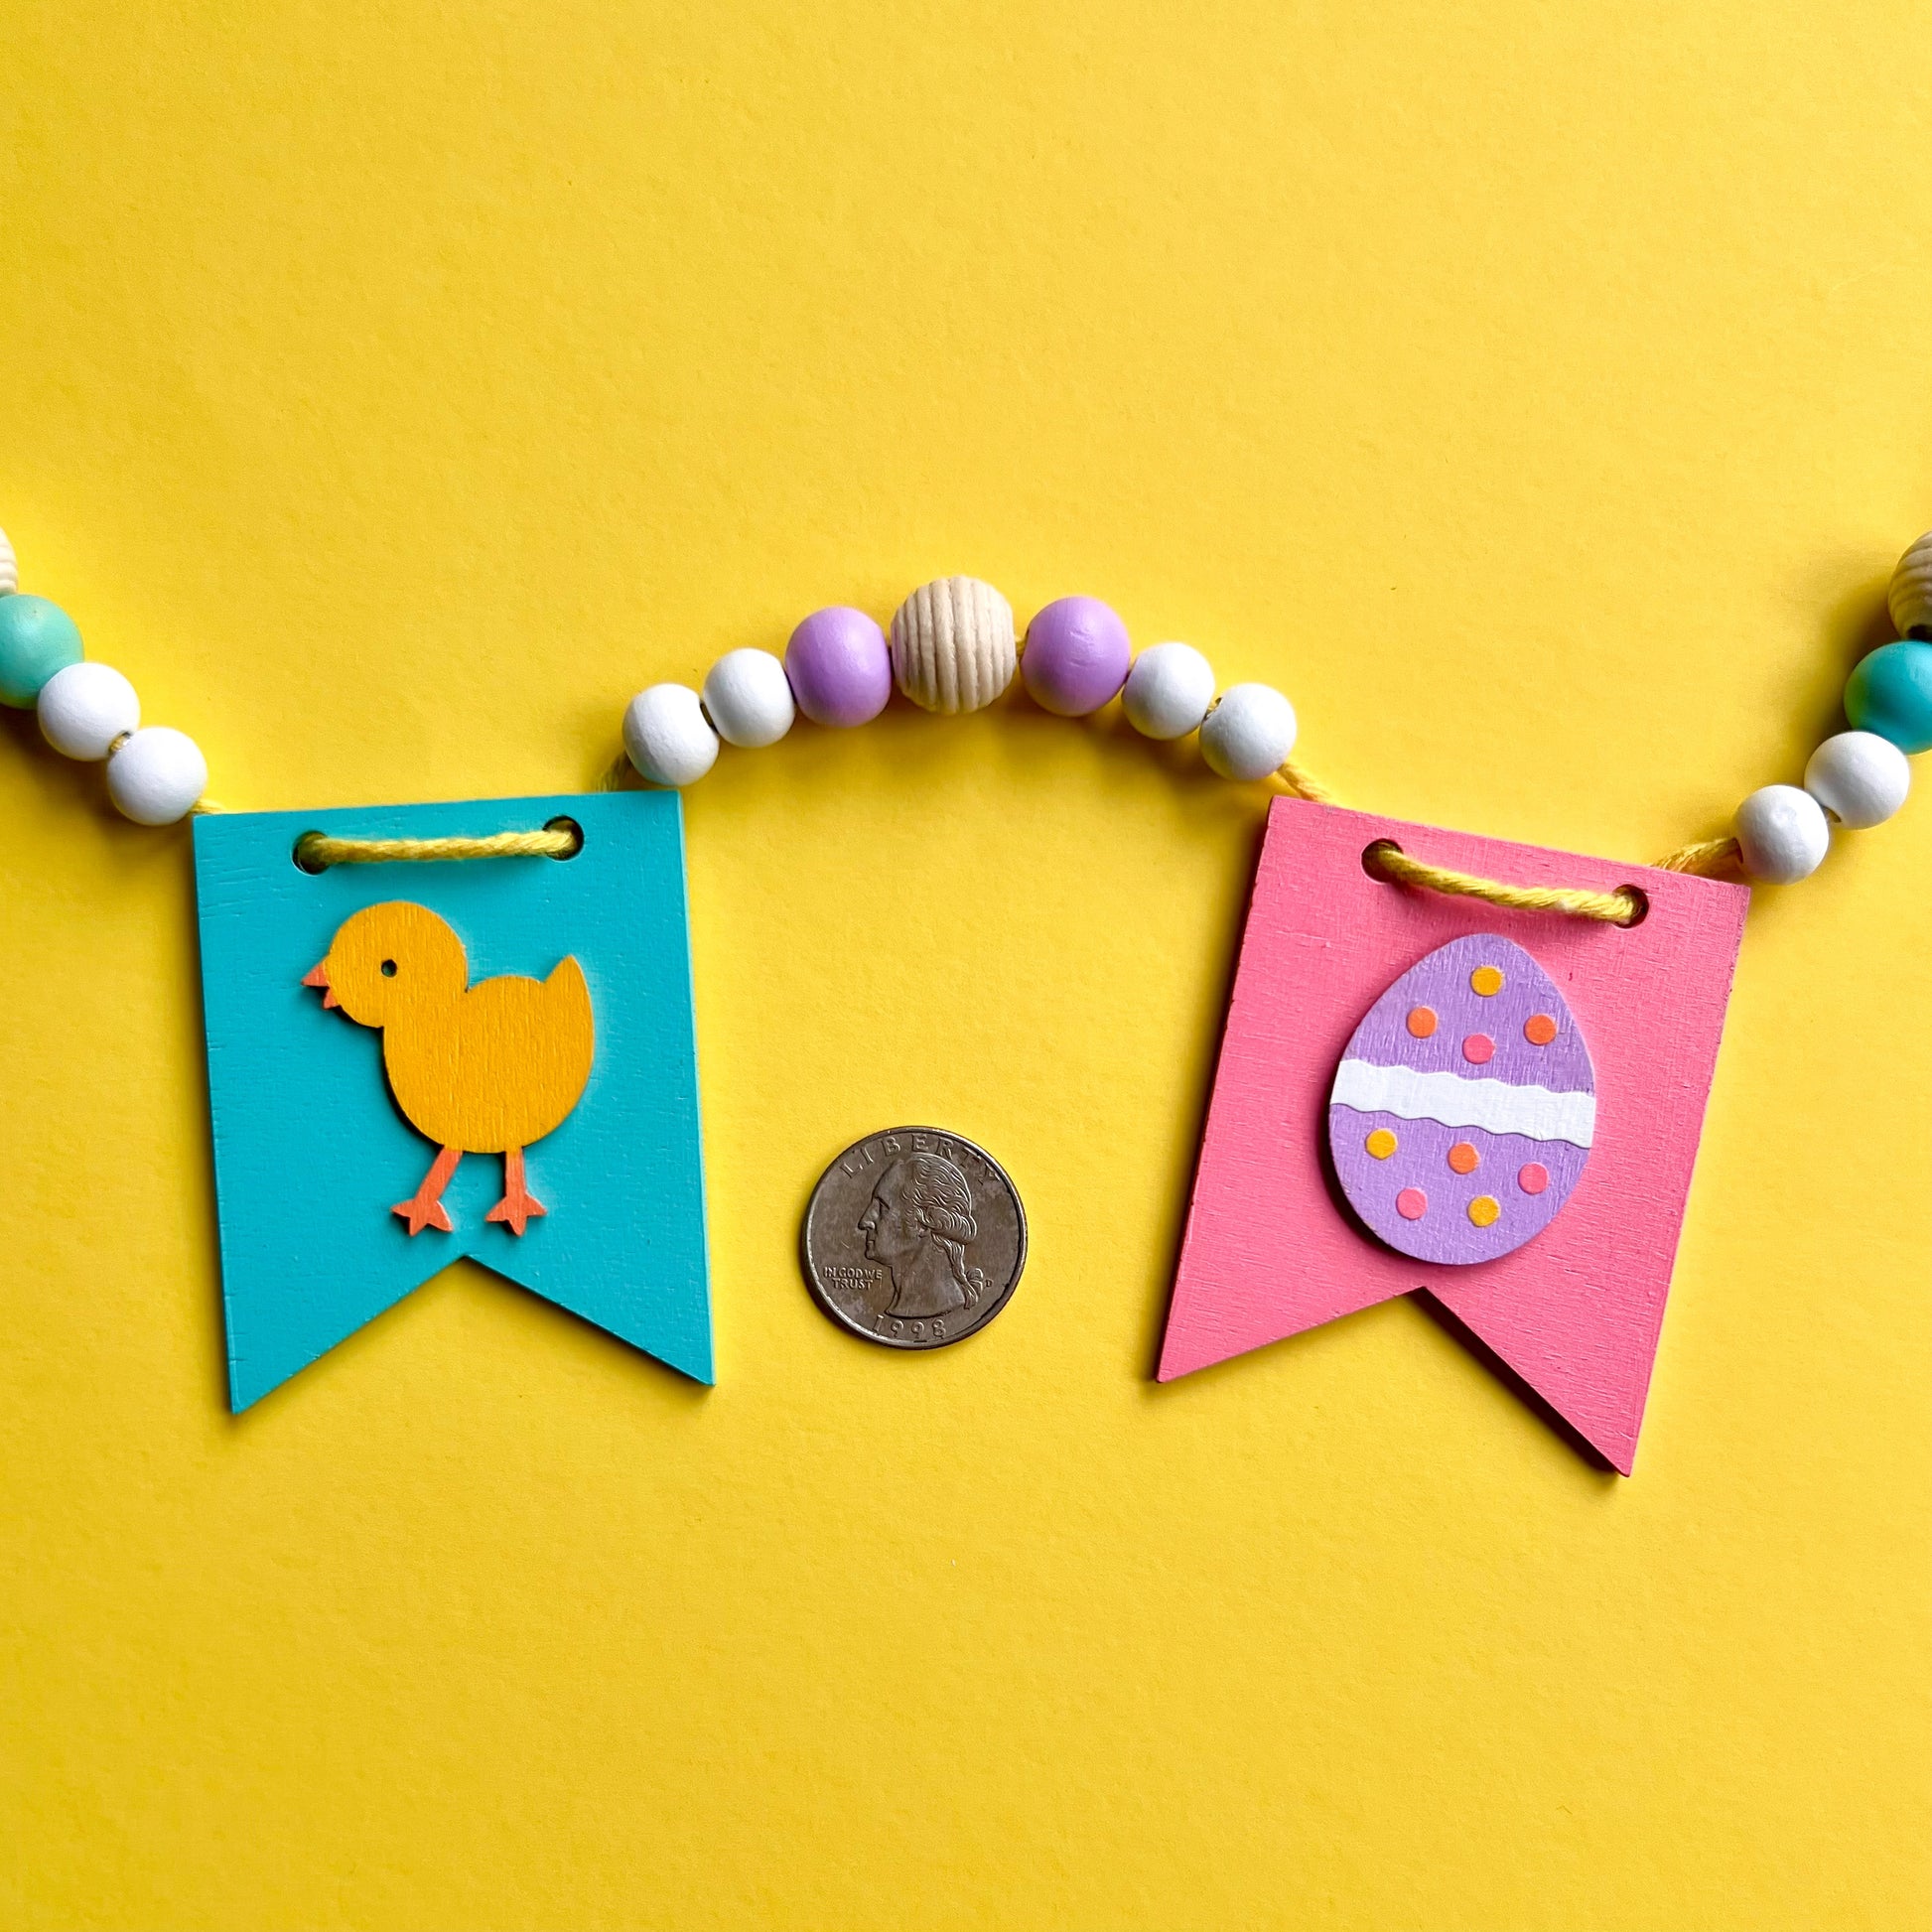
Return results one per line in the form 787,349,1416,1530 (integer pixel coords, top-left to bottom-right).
801,1127,1027,1349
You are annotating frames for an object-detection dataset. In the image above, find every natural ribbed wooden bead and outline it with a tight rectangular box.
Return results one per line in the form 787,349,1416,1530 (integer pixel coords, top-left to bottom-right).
890,576,1016,714
1888,529,1932,639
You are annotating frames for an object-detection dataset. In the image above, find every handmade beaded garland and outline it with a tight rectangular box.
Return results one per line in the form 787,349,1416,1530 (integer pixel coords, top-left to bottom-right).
10,534,1932,892
7,519,1931,1461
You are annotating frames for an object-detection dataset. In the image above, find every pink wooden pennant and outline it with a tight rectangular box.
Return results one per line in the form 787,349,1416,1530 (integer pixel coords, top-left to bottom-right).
1159,798,1748,1473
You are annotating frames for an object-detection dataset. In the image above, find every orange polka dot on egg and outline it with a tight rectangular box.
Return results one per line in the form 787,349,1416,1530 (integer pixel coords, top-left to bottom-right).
1447,1142,1479,1174
1406,1006,1438,1038
1524,1013,1558,1045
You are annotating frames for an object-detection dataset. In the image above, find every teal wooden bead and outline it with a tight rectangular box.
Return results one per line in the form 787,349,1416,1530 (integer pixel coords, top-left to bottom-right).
0,595,83,709
1845,638,1932,755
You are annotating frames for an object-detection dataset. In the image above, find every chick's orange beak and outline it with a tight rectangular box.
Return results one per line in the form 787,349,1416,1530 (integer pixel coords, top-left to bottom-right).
302,960,341,1009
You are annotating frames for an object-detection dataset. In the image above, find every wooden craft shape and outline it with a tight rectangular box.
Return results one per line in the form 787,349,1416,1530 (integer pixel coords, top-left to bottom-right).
301,901,595,1236
195,791,710,1409
1159,797,1748,1474
1327,932,1595,1264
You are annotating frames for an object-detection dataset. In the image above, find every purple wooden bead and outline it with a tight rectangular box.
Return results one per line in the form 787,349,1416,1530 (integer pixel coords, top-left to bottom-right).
784,607,892,728
1022,597,1132,717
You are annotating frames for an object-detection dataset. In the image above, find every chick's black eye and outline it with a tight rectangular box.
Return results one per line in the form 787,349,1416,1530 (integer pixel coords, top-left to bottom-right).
380,959,397,977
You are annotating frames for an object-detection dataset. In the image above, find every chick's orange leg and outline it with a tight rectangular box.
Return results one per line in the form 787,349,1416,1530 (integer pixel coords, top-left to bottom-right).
485,1146,547,1237
392,1145,462,1236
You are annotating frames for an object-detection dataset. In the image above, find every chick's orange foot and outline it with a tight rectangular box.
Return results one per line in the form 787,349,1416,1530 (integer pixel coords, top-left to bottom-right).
484,1146,547,1238
392,1145,461,1236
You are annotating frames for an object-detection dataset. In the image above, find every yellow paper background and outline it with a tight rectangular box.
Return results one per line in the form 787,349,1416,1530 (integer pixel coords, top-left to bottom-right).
3,3,1928,1925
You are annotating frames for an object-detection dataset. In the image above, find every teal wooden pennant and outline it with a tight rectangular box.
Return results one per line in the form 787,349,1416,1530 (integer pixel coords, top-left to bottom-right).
194,790,711,1409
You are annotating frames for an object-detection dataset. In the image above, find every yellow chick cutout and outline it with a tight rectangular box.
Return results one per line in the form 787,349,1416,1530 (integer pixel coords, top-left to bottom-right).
302,902,596,1235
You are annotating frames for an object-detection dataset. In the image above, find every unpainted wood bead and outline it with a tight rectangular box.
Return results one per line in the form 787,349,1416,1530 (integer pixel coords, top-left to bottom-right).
38,661,139,759
1804,730,1910,829
702,647,794,749
0,526,15,596
1888,529,1932,639
890,577,1016,714
1733,783,1829,884
622,683,719,787
106,726,207,824
1200,682,1297,781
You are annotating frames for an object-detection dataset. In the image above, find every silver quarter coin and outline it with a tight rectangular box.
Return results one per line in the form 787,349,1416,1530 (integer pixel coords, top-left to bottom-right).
801,1127,1027,1349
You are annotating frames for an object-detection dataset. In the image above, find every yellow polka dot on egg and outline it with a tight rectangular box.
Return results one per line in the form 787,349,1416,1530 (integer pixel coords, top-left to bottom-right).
1469,964,1505,996
1467,1194,1501,1228
1365,1129,1398,1160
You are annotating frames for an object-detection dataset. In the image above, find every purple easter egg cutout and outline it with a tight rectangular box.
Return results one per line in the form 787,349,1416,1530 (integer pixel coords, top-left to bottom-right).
1327,932,1595,1265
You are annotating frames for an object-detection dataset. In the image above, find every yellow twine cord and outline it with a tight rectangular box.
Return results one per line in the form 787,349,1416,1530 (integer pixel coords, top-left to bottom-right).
1274,758,1336,804
1655,834,1743,877
1363,839,1645,926
294,824,581,871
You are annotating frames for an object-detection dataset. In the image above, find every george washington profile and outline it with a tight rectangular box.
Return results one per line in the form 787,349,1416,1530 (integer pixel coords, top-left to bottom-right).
858,1152,987,1319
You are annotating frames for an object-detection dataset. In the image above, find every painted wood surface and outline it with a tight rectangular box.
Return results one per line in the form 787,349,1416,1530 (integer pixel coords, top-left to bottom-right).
1159,797,1748,1474
302,899,595,1237
195,790,711,1410
1327,931,1595,1265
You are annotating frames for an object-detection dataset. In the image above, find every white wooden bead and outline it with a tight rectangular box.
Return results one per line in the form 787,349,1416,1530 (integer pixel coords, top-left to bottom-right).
890,576,1016,714
1123,641,1216,740
702,647,794,749
1733,783,1829,883
1804,730,1910,829
1200,681,1298,781
105,726,207,824
0,526,15,596
38,661,139,759
623,683,719,787
1888,529,1932,639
